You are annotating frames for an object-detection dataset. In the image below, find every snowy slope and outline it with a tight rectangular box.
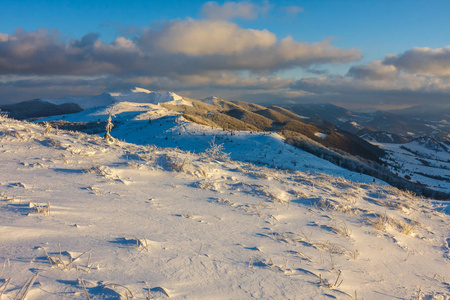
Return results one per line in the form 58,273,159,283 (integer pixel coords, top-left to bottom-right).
0,114,449,299
40,101,381,185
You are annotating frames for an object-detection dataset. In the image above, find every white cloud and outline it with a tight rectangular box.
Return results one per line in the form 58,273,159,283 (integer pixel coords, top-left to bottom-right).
152,20,276,56
201,1,269,20
139,20,361,71
280,5,304,15
0,33,12,42
274,37,360,65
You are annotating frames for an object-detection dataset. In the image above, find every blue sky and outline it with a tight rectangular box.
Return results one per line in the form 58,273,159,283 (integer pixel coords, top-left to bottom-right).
1,0,449,110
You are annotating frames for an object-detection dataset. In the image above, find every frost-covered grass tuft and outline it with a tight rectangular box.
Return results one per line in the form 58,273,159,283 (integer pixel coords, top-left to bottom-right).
31,201,50,216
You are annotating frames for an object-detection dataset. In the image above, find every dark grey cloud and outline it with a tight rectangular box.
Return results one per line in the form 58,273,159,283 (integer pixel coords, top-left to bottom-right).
0,77,106,103
347,61,398,80
284,46,450,109
288,70,450,109
306,68,329,76
0,29,119,75
383,46,450,76
72,33,100,48
0,71,294,104
234,84,450,111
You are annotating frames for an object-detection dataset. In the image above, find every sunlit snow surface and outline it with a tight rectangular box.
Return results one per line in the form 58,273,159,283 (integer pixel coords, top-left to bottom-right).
1,111,449,299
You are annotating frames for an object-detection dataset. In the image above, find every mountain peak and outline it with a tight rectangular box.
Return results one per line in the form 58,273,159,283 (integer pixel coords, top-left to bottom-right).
131,87,152,93
201,96,223,104
109,88,183,103
110,87,153,96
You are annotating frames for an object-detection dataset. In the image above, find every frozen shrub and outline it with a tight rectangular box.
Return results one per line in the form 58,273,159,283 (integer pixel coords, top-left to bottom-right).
204,137,230,161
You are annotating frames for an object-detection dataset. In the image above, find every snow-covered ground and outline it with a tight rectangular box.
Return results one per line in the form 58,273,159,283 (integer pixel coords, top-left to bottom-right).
1,111,450,298
378,140,450,194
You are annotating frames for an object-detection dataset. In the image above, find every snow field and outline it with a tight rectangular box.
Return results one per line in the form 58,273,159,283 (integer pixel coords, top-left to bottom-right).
0,116,449,299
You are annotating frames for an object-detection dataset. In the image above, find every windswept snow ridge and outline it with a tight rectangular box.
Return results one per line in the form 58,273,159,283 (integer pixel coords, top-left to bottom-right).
109,88,191,107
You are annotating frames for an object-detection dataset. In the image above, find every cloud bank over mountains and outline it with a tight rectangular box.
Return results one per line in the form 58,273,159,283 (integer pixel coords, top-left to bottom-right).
0,1,449,110
383,46,450,76
289,48,450,109
0,21,360,76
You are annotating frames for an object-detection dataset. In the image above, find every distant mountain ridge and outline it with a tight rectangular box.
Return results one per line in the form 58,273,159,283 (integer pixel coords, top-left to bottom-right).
0,88,187,119
388,103,450,121
282,103,450,143
0,99,83,120
4,91,448,144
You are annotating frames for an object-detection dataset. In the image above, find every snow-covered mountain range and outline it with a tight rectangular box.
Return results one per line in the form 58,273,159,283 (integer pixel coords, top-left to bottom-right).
1,87,449,200
1,87,448,198
283,103,450,144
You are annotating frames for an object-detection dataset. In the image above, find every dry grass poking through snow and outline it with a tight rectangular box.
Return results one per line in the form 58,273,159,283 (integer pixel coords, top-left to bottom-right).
368,212,420,236
31,201,50,216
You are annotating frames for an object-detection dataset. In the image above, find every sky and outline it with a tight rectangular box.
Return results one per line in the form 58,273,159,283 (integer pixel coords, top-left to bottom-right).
0,0,449,111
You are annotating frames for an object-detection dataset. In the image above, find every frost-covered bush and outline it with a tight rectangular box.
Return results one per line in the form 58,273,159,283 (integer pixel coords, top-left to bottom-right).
204,138,230,161
104,111,115,142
